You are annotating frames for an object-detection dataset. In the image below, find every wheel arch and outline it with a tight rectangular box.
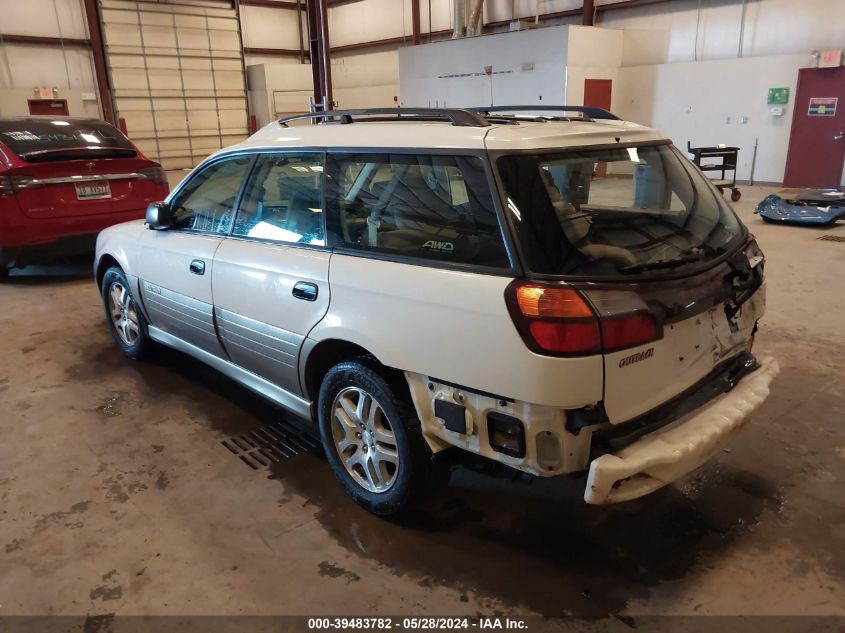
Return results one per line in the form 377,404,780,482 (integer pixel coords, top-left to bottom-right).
300,338,412,405
95,254,121,289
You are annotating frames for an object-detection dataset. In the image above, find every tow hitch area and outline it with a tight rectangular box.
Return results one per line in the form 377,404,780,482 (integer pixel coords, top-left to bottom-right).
755,189,845,226
585,356,779,504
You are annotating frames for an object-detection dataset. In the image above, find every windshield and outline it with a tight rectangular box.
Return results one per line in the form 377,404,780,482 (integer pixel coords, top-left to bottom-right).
0,119,136,161
497,144,744,277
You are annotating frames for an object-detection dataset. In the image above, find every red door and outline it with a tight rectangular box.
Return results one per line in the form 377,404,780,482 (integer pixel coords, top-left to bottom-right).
784,67,845,188
27,99,69,116
584,79,613,177
584,78,612,113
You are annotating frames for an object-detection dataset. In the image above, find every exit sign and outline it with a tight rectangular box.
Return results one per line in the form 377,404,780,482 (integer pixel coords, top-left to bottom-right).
819,49,843,68
768,87,789,105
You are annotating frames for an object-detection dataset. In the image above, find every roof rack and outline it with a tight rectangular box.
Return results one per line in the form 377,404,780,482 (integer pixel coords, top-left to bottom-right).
278,108,490,128
469,105,621,121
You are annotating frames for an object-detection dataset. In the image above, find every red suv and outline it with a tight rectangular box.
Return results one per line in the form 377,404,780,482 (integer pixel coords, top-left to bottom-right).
0,117,170,276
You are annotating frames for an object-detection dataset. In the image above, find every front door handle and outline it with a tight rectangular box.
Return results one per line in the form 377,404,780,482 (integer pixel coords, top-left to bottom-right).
834,132,844,141
189,259,205,275
292,281,318,302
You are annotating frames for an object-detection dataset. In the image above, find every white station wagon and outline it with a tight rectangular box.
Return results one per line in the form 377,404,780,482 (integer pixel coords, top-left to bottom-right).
94,107,779,515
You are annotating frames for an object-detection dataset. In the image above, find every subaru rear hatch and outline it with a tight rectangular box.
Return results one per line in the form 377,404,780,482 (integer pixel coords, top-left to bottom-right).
497,141,765,423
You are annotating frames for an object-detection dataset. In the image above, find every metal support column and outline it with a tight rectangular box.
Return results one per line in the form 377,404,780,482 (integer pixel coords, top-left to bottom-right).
82,0,115,124
412,0,421,45
306,0,332,111
582,0,595,25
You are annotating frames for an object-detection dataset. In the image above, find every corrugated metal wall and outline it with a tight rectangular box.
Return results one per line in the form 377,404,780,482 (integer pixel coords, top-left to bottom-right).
100,0,248,170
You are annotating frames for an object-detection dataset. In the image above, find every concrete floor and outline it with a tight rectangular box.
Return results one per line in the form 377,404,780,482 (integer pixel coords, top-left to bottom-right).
1,186,844,619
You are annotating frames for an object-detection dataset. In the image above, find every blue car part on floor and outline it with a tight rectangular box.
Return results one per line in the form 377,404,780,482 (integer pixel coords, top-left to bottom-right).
755,189,845,225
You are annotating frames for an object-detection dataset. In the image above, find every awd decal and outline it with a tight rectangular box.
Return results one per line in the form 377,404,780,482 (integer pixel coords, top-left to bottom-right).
618,347,654,368
144,282,162,295
422,240,454,253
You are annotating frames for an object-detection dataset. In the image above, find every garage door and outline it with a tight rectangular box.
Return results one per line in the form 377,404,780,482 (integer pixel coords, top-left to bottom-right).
99,0,249,170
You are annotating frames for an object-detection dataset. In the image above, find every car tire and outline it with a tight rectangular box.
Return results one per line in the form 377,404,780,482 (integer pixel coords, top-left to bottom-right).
100,266,152,361
317,359,435,516
0,267,9,280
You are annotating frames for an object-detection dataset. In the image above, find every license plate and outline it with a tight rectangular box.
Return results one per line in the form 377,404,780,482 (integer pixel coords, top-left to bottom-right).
75,181,111,200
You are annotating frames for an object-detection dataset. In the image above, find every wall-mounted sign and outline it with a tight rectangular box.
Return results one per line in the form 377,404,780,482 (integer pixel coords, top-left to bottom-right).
819,49,843,68
767,87,790,105
808,97,838,116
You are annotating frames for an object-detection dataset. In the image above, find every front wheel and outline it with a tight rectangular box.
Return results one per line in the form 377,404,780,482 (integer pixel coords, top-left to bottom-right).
317,360,433,516
101,266,152,360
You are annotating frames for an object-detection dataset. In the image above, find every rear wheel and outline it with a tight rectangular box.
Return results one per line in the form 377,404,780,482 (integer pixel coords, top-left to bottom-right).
101,266,151,360
317,359,433,515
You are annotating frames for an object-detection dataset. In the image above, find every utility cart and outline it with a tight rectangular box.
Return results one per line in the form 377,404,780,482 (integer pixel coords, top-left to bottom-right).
687,142,741,201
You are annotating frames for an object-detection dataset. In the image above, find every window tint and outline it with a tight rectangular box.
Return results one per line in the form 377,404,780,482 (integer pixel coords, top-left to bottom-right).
233,153,325,245
170,156,251,234
326,153,509,268
0,118,135,160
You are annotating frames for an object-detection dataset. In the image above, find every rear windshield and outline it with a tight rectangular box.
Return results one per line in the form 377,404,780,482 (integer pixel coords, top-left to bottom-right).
498,144,744,278
0,119,136,161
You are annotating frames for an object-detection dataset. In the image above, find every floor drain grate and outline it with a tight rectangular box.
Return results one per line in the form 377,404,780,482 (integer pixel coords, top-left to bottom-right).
817,235,845,243
222,419,322,470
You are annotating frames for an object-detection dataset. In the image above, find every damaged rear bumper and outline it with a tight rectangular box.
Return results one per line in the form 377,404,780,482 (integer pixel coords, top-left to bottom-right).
584,355,779,504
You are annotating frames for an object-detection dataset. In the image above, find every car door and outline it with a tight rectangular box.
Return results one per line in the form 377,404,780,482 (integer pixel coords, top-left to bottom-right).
137,154,252,356
212,152,330,396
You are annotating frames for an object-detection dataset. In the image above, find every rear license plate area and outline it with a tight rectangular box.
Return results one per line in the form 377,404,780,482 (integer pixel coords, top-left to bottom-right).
75,181,111,200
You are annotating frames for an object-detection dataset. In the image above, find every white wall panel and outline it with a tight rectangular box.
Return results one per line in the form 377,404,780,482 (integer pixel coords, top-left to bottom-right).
0,0,89,39
615,53,814,184
0,0,99,116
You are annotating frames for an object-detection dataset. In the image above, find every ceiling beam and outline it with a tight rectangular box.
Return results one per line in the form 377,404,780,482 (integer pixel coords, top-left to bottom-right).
243,46,307,57
238,0,355,8
0,33,91,48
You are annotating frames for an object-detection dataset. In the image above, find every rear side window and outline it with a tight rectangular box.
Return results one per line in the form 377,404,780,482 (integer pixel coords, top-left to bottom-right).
170,156,251,234
325,153,510,269
233,153,325,246
0,119,136,161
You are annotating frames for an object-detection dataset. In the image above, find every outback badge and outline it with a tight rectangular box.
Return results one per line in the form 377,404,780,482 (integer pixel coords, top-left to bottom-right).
618,347,654,368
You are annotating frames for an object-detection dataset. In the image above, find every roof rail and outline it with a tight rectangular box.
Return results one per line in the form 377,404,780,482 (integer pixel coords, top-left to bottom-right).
469,105,621,121
277,108,490,128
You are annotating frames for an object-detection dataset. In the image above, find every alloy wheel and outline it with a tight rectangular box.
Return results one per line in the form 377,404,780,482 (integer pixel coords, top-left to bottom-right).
331,386,399,493
108,282,140,346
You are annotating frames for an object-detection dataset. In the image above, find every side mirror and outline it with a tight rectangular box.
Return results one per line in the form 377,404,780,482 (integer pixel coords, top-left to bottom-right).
146,202,173,230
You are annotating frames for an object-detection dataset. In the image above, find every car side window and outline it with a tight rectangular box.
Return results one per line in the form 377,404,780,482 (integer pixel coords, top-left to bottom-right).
170,156,251,233
325,153,510,269
232,153,325,246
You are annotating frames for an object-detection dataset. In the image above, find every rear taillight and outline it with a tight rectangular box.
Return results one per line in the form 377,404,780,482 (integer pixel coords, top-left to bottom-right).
601,312,659,352
506,281,660,356
140,165,167,184
0,174,34,196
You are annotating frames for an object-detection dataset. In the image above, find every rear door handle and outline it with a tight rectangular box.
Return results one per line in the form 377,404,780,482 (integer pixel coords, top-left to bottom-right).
835,132,844,141
189,259,205,275
292,281,318,301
